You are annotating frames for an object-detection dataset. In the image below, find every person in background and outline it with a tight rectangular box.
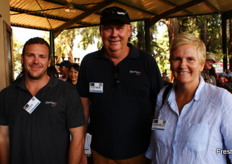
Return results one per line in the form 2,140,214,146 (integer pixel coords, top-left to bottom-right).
217,75,232,93
146,33,232,164
201,51,217,85
67,63,80,88
57,60,72,81
162,72,171,85
0,37,85,164
220,70,228,77
78,6,163,164
47,65,59,78
226,69,231,75
227,72,232,87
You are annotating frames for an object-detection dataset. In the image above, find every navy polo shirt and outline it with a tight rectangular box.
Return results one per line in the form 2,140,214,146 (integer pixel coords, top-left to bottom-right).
78,43,163,159
0,76,85,164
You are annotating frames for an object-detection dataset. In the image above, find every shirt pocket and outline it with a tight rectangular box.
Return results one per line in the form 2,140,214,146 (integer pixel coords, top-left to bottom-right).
183,123,210,152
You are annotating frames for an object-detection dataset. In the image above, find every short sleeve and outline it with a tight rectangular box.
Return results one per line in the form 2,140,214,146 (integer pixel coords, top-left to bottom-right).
0,89,9,125
65,85,85,128
77,55,90,98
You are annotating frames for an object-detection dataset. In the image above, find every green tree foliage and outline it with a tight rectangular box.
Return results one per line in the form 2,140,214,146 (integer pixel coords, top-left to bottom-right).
130,21,146,50
156,15,222,73
55,29,77,61
177,15,222,61
197,15,222,55
12,40,24,78
151,21,170,73
178,17,198,35
76,26,101,50
130,21,170,73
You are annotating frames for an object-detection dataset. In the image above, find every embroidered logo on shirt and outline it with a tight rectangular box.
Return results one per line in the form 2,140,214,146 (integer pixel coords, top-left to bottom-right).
129,70,141,76
45,101,57,107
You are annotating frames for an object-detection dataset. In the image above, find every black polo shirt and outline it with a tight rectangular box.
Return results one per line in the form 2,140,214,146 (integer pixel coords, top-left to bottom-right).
78,43,163,159
0,76,85,164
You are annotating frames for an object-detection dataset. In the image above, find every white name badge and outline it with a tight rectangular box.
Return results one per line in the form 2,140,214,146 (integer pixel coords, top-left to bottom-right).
152,119,166,130
23,96,41,114
89,82,103,93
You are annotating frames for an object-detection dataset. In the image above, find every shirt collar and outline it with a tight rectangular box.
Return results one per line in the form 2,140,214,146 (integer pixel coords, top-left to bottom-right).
16,75,57,91
193,76,205,101
170,76,205,102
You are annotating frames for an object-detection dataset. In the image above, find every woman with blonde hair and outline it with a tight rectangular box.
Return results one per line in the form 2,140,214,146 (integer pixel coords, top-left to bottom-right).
146,33,232,164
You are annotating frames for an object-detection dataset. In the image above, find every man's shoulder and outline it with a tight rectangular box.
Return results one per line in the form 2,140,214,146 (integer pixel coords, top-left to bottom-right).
135,47,154,60
129,43,152,57
1,77,23,92
137,49,157,64
48,78,80,99
52,77,75,90
80,50,103,69
0,85,13,93
83,50,101,60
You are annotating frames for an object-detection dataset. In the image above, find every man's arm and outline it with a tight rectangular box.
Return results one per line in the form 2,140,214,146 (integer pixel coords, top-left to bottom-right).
80,97,90,125
68,126,85,164
79,97,91,164
0,125,9,164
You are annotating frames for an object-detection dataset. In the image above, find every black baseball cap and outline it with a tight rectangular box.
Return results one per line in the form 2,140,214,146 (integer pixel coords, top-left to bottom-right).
56,60,71,68
100,6,131,25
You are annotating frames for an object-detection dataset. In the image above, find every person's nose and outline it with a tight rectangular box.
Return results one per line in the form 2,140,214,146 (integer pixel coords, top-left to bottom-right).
111,28,118,37
33,56,39,64
179,59,187,68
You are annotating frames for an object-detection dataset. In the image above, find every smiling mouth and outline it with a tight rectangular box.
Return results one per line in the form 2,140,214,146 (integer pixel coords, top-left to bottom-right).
109,39,120,43
31,66,41,71
179,72,189,75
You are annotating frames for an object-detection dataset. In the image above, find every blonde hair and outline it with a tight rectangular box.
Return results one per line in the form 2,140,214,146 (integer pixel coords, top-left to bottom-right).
170,33,206,64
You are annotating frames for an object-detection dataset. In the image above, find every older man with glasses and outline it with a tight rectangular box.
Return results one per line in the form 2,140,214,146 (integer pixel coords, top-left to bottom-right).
78,6,163,164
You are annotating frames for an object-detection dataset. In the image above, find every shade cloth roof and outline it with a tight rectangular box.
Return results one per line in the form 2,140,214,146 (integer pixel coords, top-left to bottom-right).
10,0,232,34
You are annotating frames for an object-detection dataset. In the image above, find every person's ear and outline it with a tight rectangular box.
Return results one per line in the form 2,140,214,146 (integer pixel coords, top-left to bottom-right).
21,55,23,65
127,24,133,37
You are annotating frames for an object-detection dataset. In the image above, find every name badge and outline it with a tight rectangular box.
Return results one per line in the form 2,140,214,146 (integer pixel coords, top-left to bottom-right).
23,96,41,114
89,82,103,93
152,119,166,130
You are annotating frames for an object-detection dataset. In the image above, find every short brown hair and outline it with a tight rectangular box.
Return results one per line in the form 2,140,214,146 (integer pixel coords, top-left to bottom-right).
22,37,50,58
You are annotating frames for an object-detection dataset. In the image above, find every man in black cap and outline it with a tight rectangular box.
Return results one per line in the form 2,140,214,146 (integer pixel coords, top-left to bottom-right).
57,60,72,81
78,6,163,164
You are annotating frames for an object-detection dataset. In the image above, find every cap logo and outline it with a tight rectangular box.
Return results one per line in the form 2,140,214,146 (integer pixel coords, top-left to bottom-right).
100,6,130,24
116,11,126,15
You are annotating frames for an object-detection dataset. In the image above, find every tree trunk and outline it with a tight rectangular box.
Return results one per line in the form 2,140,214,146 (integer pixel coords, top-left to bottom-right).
166,18,179,46
199,18,208,49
